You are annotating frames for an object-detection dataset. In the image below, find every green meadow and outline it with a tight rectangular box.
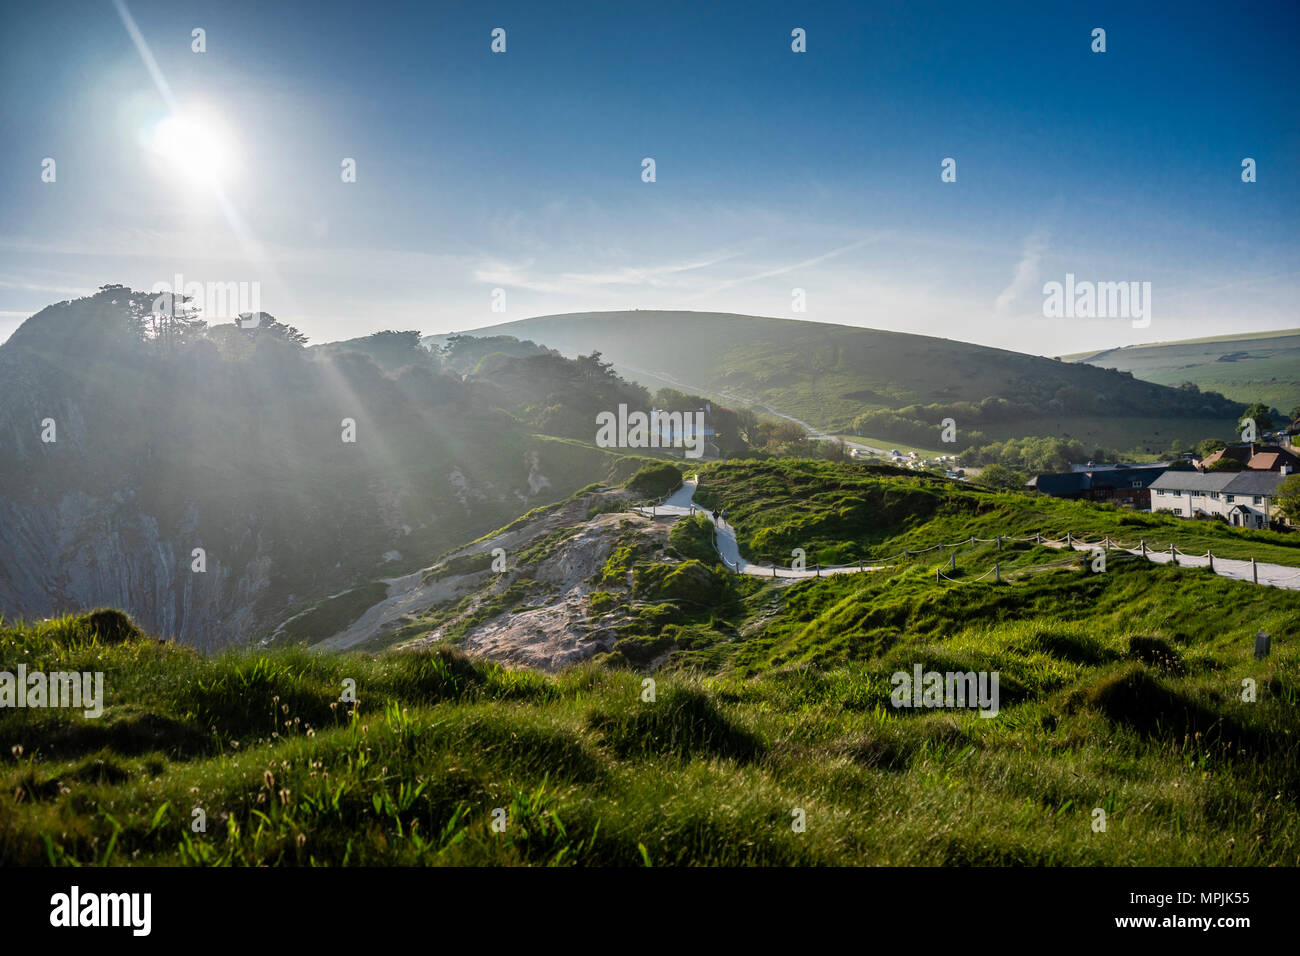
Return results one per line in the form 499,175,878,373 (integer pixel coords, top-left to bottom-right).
3,459,1298,866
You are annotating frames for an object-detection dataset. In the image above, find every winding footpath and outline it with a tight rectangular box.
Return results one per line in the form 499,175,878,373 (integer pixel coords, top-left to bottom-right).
637,478,1300,591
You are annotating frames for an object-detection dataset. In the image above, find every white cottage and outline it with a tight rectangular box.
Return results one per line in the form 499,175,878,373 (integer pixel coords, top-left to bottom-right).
1149,470,1288,529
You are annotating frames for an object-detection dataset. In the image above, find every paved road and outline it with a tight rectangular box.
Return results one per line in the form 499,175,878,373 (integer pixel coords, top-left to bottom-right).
618,364,888,455
638,479,896,579
1054,537,1300,590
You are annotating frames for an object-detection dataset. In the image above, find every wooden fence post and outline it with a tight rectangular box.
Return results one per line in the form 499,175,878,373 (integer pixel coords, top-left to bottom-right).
1252,557,1258,584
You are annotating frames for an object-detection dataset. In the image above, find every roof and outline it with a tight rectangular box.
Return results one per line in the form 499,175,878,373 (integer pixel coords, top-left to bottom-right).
1086,466,1168,490
1031,466,1167,496
1150,470,1287,496
1031,473,1090,496
1247,449,1300,470
1149,472,1235,493
1224,471,1289,496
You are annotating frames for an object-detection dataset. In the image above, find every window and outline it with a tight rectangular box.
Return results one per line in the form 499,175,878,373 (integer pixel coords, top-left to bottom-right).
1225,495,1235,503
1254,496,1263,505
1209,492,1220,500
1173,508,1184,516
1156,489,1165,496
1131,481,1142,488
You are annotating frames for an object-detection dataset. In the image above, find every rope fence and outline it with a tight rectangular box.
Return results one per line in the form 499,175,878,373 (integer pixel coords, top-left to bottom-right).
711,520,1300,591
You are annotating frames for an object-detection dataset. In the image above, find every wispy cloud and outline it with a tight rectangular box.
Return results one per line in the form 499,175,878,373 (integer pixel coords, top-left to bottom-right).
994,231,1049,314
697,236,880,297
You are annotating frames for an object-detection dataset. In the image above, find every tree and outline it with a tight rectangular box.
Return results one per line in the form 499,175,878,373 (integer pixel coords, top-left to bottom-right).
1242,402,1273,432
1276,474,1300,524
235,312,307,346
1205,457,1243,472
977,463,1026,490
818,438,849,461
1196,438,1227,459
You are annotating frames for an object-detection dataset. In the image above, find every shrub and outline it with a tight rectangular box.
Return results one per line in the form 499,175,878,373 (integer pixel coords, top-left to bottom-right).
627,462,684,498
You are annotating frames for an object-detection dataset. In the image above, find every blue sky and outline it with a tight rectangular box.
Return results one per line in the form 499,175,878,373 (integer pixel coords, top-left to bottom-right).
2,0,1297,353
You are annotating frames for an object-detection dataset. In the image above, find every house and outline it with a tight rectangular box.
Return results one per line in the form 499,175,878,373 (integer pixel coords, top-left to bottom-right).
1149,469,1289,528
1027,464,1170,508
1198,442,1300,473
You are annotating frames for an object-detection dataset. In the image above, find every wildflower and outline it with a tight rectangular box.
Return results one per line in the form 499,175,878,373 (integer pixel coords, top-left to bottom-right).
278,788,290,805
263,770,274,789
296,833,306,848
10,745,21,758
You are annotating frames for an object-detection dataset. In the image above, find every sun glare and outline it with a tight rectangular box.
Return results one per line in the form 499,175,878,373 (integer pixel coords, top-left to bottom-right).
149,109,237,188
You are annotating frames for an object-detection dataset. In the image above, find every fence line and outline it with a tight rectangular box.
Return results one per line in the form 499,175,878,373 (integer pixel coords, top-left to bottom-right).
708,520,1300,591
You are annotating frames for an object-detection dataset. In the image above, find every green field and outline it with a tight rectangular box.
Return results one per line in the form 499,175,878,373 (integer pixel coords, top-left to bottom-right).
1068,328,1300,414
4,460,1299,866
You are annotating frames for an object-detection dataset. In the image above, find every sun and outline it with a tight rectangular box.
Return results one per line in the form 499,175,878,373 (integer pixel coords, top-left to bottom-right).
149,109,237,188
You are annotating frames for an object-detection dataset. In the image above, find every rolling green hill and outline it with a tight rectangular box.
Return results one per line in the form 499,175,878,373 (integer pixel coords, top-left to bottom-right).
1067,328,1300,414
4,459,1298,866
451,311,1244,451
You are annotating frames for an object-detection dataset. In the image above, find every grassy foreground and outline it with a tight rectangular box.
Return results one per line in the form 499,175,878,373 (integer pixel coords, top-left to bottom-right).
3,596,1298,866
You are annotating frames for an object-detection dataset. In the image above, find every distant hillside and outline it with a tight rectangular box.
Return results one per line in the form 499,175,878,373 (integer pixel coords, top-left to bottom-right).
1067,328,1300,414
454,311,1244,452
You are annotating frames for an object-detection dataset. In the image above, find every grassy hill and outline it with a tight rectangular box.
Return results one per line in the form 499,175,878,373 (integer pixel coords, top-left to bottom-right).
693,459,1300,568
453,311,1243,451
5,460,1298,866
1067,328,1300,414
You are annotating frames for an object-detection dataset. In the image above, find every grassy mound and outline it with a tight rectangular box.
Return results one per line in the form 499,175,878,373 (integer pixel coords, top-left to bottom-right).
1,599,1297,866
